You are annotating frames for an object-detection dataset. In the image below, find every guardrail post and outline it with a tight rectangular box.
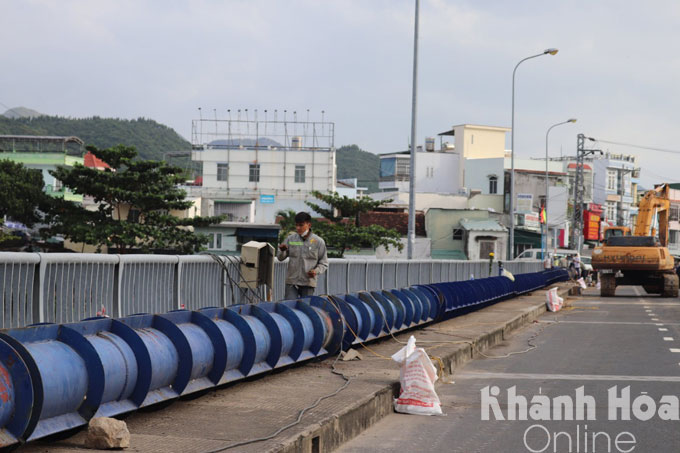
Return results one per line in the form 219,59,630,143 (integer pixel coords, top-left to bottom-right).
364,261,369,291
381,261,385,290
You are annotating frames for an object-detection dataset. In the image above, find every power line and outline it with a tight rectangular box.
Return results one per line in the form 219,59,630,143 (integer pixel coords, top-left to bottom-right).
594,138,680,155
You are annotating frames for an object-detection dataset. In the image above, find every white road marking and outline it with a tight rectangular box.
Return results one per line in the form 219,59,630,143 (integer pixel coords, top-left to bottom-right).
552,321,680,326
652,318,661,321
664,337,674,341
645,309,652,312
578,301,679,306
670,349,680,353
659,328,669,331
455,371,680,382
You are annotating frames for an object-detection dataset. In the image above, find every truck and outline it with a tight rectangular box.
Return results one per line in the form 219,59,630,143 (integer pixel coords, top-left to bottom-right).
591,184,679,297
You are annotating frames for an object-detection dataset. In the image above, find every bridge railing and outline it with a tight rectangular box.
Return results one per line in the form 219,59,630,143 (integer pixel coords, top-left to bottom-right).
0,252,542,328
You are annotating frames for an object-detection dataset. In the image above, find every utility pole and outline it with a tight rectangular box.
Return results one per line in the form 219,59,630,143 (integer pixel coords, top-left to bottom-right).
571,134,600,250
407,0,419,259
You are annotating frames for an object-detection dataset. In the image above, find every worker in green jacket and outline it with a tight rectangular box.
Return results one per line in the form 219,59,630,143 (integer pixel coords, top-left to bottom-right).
276,212,329,300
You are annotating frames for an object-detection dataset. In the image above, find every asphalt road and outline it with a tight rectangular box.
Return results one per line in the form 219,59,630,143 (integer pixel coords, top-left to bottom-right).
337,286,680,453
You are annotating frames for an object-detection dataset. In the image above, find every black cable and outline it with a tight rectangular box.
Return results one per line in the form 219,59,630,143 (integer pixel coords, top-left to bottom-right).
200,350,352,453
206,253,262,305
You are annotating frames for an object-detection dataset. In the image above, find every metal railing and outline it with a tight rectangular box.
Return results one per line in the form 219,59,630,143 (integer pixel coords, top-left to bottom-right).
0,252,542,329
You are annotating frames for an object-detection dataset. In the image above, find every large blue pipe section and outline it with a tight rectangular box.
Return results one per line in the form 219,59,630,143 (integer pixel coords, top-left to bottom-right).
0,269,568,447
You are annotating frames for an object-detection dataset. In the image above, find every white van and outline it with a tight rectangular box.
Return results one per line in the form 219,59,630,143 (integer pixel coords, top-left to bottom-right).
516,248,581,264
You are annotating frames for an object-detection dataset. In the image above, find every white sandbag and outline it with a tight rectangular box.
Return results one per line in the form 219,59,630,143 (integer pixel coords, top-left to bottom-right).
546,287,563,312
391,336,442,416
502,269,515,281
576,277,587,289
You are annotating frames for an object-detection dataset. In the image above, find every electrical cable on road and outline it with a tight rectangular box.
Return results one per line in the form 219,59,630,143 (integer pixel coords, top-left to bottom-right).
200,350,353,453
199,294,355,452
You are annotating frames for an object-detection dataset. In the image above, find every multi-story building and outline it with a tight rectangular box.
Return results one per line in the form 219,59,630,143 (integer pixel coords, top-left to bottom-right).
552,152,639,231
592,153,638,228
188,116,336,223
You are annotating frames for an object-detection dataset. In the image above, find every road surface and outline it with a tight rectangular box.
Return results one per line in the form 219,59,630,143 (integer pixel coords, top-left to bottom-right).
337,286,680,453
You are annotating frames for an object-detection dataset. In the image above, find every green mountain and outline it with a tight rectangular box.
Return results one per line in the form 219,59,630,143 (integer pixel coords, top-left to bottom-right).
336,144,379,193
0,115,190,161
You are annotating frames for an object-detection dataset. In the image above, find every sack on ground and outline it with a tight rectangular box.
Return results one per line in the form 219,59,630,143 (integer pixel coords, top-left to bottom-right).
576,277,587,289
546,287,563,312
391,336,442,416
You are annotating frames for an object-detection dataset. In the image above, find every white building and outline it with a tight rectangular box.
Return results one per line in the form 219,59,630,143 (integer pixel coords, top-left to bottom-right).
188,117,336,223
336,178,367,199
378,148,461,193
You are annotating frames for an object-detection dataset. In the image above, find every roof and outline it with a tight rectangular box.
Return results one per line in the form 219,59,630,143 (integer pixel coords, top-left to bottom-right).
438,124,511,136
513,169,567,176
460,219,507,232
567,163,592,170
84,151,111,169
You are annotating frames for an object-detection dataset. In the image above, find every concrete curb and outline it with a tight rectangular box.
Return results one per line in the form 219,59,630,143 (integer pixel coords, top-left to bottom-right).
271,284,575,452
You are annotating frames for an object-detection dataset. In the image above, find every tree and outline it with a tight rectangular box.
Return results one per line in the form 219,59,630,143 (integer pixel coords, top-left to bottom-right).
0,160,48,227
44,145,223,254
275,208,297,242
304,191,403,258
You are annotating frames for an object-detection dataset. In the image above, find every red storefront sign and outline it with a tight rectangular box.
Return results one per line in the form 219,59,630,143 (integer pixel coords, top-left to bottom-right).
583,210,601,241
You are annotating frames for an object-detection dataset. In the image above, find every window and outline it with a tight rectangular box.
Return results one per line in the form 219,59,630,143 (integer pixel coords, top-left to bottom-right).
607,170,617,191
452,228,463,240
207,233,215,249
671,205,680,222
249,164,260,183
605,201,616,221
215,233,222,249
295,165,306,183
217,163,229,182
471,134,474,145
488,175,498,194
127,208,141,223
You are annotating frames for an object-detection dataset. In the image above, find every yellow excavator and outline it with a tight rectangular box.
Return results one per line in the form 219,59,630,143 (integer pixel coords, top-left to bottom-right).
592,183,678,297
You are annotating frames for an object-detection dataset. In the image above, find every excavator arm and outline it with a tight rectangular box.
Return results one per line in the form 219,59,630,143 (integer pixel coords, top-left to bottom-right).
634,183,670,246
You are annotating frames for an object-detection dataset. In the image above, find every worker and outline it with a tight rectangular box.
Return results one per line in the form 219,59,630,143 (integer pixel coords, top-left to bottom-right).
573,254,582,279
276,211,328,300
543,253,552,270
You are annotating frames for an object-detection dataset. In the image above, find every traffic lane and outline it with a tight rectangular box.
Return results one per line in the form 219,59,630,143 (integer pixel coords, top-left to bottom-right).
459,306,680,377
337,378,680,453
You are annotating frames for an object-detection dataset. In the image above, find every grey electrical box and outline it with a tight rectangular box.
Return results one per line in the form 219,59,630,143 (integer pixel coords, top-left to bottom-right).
239,241,275,291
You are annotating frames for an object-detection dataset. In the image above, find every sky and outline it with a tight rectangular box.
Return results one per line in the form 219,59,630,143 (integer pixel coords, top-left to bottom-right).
2,0,680,187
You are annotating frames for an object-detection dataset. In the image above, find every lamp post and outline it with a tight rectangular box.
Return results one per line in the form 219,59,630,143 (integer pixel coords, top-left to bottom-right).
509,48,558,260
544,118,577,260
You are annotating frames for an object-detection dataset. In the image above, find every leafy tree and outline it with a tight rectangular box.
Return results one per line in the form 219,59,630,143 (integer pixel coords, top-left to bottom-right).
276,208,297,242
305,191,402,258
44,145,223,254
0,160,48,226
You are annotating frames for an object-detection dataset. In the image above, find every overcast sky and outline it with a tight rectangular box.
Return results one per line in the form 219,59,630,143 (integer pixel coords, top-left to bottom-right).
2,0,680,187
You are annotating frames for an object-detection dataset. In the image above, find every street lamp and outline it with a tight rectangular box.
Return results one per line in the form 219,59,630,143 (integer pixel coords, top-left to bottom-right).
509,48,559,260
543,118,577,260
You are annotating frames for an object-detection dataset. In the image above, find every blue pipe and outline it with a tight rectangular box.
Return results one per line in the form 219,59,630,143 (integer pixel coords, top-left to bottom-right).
0,269,568,448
